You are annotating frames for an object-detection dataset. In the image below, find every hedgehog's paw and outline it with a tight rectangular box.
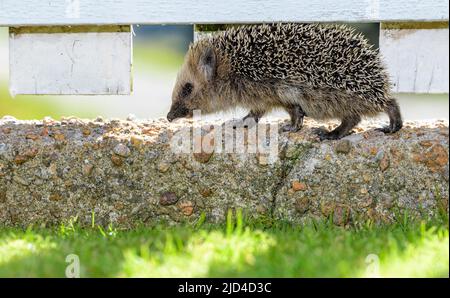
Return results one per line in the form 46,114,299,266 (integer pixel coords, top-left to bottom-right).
281,124,302,133
318,131,340,141
375,126,400,134
314,128,354,141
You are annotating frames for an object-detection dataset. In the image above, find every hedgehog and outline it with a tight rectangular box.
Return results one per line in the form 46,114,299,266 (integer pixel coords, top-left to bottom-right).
167,23,402,140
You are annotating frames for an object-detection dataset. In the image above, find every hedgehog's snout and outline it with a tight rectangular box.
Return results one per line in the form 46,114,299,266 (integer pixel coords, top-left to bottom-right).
167,101,190,122
166,112,176,122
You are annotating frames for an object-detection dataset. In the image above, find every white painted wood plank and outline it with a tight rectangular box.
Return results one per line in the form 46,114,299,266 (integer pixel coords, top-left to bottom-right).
9,26,132,95
0,0,448,26
380,27,449,94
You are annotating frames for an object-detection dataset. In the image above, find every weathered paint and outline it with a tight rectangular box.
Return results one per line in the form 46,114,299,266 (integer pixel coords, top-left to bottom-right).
9,25,132,95
380,25,449,94
0,0,448,26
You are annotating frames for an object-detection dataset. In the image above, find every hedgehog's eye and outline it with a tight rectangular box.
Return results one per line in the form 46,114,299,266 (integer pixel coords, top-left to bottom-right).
181,83,193,98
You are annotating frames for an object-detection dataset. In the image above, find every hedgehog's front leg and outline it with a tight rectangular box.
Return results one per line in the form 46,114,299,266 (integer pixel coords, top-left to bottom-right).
282,105,306,132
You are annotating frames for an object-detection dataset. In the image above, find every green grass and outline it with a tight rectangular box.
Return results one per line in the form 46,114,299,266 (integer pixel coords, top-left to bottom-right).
0,211,448,278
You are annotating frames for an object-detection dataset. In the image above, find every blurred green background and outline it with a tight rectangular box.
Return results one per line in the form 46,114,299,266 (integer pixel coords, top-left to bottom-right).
0,24,448,121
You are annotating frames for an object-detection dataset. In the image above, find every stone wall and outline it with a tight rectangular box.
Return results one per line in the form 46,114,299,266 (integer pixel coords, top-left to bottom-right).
0,116,448,228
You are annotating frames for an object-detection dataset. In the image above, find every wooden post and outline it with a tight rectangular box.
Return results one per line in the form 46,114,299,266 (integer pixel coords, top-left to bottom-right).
379,22,449,94
1,0,448,95
9,25,133,95
194,24,230,41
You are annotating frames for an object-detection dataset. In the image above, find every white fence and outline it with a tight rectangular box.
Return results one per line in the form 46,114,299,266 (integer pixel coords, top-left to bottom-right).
0,0,448,95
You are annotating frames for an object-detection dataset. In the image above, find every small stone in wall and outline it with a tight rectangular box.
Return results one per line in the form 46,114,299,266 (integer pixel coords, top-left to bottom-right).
14,154,30,165
26,134,40,141
179,201,194,216
362,174,371,183
43,117,56,126
2,127,11,134
158,161,170,173
14,148,38,165
200,188,213,198
333,205,351,226
49,193,62,201
379,154,390,172
82,128,91,136
159,192,178,206
113,143,131,157
0,162,5,176
130,135,144,148
13,175,29,186
292,180,307,191
358,197,373,208
111,154,123,166
294,197,310,214
82,164,94,176
0,190,6,203
369,147,378,156
419,140,434,148
257,154,269,166
335,140,352,154
53,132,66,142
320,201,335,217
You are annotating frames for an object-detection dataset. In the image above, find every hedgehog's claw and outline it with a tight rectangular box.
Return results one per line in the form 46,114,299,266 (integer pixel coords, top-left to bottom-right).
375,126,394,134
315,128,354,141
282,124,302,133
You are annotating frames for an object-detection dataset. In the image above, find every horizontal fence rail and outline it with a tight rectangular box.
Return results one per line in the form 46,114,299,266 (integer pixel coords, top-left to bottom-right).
0,0,449,26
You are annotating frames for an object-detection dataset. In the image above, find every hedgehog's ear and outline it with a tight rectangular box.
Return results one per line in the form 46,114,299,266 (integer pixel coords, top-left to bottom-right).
199,47,216,81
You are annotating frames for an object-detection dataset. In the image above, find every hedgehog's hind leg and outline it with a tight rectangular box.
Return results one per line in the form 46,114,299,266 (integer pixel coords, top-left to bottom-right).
317,115,361,140
282,104,306,132
376,99,403,134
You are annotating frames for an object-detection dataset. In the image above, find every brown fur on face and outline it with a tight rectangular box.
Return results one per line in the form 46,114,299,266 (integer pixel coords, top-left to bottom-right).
168,41,231,121
168,38,280,122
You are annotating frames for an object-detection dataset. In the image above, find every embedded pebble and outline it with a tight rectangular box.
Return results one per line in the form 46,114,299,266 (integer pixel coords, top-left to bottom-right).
159,192,178,206
111,155,123,166
379,154,390,172
179,201,194,216
82,164,94,176
257,154,269,166
130,135,144,147
335,140,352,154
294,197,310,214
158,161,170,173
292,181,307,191
113,143,131,157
